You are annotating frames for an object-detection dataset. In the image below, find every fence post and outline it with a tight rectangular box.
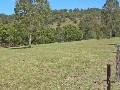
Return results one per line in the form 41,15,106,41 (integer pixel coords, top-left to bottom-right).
116,45,120,82
107,64,111,90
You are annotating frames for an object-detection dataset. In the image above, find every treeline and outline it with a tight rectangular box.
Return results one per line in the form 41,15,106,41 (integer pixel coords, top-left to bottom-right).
0,0,120,47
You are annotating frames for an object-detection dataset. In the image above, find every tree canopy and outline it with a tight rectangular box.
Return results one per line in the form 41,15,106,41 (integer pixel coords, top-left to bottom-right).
0,0,120,47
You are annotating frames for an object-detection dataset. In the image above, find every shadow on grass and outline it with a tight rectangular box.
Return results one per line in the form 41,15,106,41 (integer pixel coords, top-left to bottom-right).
10,46,31,49
108,44,117,46
103,80,116,83
112,52,116,53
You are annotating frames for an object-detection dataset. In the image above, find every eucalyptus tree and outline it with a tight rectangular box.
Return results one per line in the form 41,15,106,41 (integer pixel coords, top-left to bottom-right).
101,0,120,38
14,0,51,47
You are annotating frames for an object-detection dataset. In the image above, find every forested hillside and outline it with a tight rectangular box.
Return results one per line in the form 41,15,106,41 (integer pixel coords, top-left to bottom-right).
0,0,120,47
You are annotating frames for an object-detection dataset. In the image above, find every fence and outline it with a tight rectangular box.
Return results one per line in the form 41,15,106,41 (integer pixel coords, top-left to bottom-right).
106,45,120,90
107,64,111,90
116,45,120,82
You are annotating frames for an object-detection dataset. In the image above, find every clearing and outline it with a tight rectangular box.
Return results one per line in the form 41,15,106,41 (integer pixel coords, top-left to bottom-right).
0,38,120,90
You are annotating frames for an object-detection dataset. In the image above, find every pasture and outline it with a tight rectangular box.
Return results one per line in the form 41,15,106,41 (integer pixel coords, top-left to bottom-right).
0,38,120,90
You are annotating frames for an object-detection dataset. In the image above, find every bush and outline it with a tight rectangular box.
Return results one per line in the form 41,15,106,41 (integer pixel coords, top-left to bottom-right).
32,27,55,44
62,24,82,42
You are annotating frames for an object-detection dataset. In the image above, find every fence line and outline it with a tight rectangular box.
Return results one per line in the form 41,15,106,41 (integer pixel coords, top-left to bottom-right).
107,64,111,90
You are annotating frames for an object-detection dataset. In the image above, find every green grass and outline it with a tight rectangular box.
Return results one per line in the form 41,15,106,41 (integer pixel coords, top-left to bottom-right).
0,38,120,90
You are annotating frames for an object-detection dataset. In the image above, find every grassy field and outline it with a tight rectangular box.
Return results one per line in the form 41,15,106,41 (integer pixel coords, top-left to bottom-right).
0,38,120,90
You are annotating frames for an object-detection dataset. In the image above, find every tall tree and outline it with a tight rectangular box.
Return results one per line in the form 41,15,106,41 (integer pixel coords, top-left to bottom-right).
101,0,120,38
14,0,51,47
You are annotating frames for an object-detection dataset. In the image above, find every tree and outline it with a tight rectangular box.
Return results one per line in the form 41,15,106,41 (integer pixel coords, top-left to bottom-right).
101,0,120,38
0,18,3,46
14,0,51,47
55,26,64,42
0,20,17,47
62,24,82,42
79,15,102,40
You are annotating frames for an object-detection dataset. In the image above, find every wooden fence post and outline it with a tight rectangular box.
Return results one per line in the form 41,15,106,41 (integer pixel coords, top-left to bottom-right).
116,45,120,82
107,64,111,90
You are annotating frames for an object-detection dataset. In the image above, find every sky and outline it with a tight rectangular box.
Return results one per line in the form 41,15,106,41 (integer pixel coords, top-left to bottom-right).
0,0,119,15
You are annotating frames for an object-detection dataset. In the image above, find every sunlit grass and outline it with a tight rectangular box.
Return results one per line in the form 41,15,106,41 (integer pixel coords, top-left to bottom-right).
0,38,120,90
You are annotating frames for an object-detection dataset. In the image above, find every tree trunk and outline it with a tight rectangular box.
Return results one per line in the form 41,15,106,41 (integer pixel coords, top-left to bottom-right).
116,45,120,82
28,34,32,48
109,31,112,39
